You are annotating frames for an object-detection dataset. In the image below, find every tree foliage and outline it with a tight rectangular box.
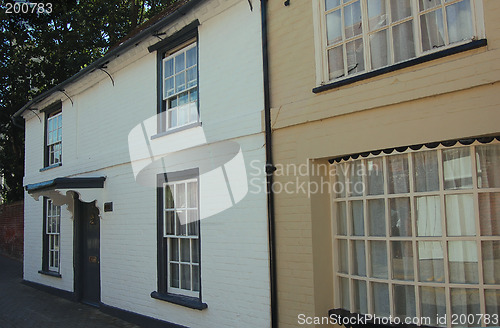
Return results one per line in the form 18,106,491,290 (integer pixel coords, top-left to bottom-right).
0,0,180,203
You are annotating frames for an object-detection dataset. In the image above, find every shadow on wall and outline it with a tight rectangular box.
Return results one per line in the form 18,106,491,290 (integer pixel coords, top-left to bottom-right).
0,201,24,261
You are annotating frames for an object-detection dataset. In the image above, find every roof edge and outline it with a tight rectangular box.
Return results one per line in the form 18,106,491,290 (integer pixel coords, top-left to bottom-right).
13,0,206,119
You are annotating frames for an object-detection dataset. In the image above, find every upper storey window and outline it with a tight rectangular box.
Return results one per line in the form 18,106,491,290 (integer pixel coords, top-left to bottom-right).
161,42,198,132
46,110,62,166
317,0,484,84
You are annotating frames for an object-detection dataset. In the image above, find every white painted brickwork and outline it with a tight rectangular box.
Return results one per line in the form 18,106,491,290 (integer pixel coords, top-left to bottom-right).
23,0,270,327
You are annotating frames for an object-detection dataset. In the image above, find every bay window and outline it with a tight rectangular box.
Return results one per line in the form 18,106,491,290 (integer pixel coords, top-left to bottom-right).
331,141,500,327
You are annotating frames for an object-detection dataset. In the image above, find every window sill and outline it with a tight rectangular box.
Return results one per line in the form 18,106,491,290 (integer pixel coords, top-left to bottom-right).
313,39,487,94
40,163,62,172
150,291,207,310
151,122,202,140
38,270,62,278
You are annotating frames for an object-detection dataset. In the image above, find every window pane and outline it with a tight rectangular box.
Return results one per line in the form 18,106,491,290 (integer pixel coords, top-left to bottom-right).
165,186,174,208
349,161,364,197
421,9,445,52
368,199,385,236
180,238,190,262
168,97,177,109
175,52,185,73
370,29,389,70
485,290,500,321
333,163,347,198
394,285,416,319
388,154,409,194
170,263,179,288
178,104,189,126
367,157,384,195
338,239,349,274
170,238,179,261
339,277,350,310
414,151,439,192
443,147,473,189
367,0,387,31
352,279,367,314
192,239,200,263
420,287,446,327
168,109,177,128
344,1,362,39
346,38,364,75
164,58,174,78
176,183,186,208
326,9,342,45
187,210,199,236
446,194,476,236
325,0,340,11
370,241,388,279
186,67,197,88
479,193,500,236
477,144,500,189
190,88,198,103
482,241,500,285
372,282,390,317
448,241,479,284
351,200,364,236
392,241,414,280
451,288,480,327
181,264,191,290
393,20,416,63
328,45,344,80
337,202,347,235
419,0,441,12
186,46,197,68
176,211,186,236
352,240,366,276
446,0,473,44
165,211,175,235
417,196,442,237
418,241,445,283
187,181,198,208
390,0,411,22
175,72,186,93
189,102,198,123
192,265,200,292
164,77,174,98
390,197,411,236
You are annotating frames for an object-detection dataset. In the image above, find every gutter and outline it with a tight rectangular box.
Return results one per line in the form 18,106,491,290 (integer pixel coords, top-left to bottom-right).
261,1,278,327
12,0,206,119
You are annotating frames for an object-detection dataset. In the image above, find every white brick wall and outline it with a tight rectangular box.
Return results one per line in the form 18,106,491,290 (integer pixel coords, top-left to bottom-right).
23,1,270,327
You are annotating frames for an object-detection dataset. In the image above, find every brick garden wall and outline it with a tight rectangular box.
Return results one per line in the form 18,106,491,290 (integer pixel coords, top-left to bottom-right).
0,201,23,261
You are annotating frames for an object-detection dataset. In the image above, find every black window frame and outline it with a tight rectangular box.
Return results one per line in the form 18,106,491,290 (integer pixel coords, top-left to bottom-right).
151,168,207,310
40,100,62,170
152,20,200,136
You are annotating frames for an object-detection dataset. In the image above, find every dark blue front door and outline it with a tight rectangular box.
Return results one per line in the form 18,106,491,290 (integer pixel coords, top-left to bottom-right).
80,201,100,306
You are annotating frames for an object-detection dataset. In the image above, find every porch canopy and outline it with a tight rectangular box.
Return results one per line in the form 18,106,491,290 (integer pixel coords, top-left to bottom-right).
25,177,106,214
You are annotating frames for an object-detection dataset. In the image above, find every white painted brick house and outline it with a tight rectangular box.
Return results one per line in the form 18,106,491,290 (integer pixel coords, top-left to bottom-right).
14,1,270,327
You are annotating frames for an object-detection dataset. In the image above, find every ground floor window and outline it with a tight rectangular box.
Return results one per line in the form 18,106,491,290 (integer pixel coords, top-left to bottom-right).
44,198,61,273
157,170,200,299
331,141,500,327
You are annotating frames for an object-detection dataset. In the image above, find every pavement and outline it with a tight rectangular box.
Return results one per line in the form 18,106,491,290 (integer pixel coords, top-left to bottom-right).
0,255,141,328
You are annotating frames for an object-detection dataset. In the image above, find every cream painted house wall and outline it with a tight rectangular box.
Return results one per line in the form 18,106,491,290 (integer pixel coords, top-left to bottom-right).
267,0,500,327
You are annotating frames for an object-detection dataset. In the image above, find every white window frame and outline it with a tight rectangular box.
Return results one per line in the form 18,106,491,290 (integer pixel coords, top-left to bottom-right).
161,42,198,132
46,199,61,272
331,141,500,328
47,111,62,165
163,178,200,298
313,0,485,86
